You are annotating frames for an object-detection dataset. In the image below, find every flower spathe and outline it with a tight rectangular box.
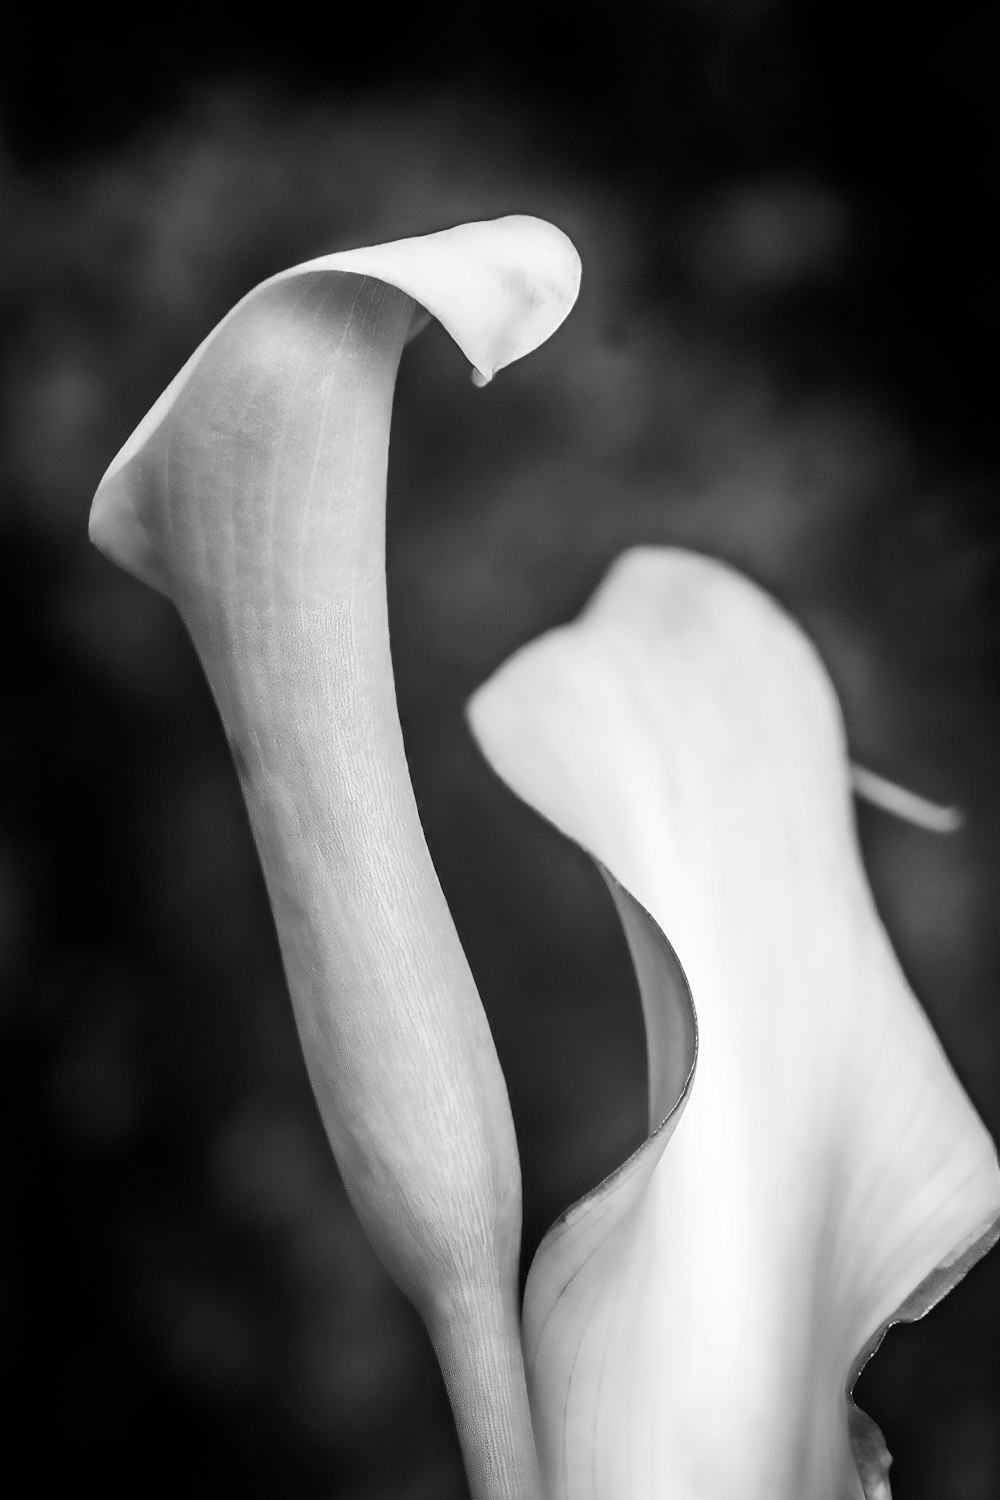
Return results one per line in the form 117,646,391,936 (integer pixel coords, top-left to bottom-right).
90,216,581,1500
468,547,1000,1500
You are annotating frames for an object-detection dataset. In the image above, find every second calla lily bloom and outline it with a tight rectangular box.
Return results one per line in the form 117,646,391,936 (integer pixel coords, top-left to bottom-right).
89,215,581,1500
469,548,1000,1500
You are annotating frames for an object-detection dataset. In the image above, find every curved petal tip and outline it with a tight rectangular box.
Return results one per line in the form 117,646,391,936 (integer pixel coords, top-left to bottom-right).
320,214,582,383
92,214,580,507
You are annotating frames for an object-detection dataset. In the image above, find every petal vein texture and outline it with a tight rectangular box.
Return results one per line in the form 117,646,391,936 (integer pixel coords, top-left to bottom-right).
89,216,581,1500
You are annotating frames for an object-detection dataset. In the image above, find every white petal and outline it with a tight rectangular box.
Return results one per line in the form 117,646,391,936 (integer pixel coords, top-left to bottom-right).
469,547,1000,1500
89,216,580,1500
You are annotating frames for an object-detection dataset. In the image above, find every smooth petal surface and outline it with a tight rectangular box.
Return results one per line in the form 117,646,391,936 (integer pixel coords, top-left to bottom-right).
468,547,1000,1500
90,217,579,1500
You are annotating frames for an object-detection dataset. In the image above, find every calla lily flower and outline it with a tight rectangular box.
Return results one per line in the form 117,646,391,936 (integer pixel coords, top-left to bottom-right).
89,215,581,1500
88,215,999,1500
468,547,1000,1500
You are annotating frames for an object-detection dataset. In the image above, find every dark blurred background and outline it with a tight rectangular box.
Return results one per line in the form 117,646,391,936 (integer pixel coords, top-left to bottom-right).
2,3,1000,1495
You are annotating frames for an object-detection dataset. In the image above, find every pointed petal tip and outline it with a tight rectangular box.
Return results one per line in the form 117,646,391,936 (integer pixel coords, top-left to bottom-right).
850,763,965,834
358,212,581,381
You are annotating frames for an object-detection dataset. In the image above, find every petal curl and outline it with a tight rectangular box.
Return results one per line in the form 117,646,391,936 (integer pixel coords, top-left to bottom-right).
90,214,580,591
468,546,1000,1500
90,217,580,1500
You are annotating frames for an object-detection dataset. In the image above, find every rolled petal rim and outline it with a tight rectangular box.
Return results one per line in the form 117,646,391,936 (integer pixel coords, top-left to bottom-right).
96,213,582,493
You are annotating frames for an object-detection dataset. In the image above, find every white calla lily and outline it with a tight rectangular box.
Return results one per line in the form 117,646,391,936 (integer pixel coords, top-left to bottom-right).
468,547,1000,1500
89,215,581,1500
89,207,997,1500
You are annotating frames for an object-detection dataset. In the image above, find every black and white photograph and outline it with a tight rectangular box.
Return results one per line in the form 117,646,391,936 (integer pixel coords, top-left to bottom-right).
3,5,1000,1496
